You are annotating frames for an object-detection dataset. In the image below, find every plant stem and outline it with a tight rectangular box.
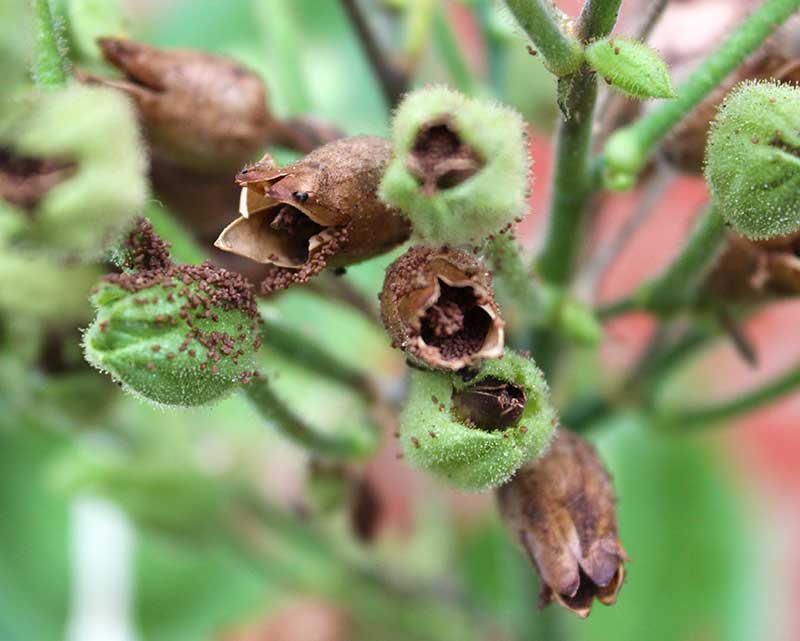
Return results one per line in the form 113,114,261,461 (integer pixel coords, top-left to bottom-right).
577,0,623,41
484,234,541,315
535,69,598,286
659,362,800,429
245,377,377,459
340,0,409,107
634,205,727,315
502,0,584,77
31,0,68,87
432,5,480,96
603,0,800,188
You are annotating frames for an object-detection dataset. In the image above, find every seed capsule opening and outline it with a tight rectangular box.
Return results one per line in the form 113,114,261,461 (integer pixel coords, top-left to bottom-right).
0,147,75,212
406,119,483,195
451,377,527,431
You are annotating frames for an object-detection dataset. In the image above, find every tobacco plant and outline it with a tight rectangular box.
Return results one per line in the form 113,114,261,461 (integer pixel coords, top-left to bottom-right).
3,0,800,639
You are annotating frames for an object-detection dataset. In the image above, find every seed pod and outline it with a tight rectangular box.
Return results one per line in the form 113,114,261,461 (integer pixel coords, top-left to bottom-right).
379,86,529,245
215,136,411,294
380,245,504,371
398,350,556,491
705,80,800,240
84,220,261,407
86,37,275,172
497,428,626,618
662,45,800,174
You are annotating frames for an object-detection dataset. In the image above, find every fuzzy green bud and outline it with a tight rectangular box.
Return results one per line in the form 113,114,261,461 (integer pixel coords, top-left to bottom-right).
379,87,530,245
398,350,556,491
585,37,674,100
705,80,800,240
84,221,261,407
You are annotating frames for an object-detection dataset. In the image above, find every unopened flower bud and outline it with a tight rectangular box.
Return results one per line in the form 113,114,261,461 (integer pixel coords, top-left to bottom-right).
88,37,275,171
84,219,261,407
379,87,529,245
215,136,410,294
497,428,626,618
380,245,504,371
705,80,800,240
398,350,556,491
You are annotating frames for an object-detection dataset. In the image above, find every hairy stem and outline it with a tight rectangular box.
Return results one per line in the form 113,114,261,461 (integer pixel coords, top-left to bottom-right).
659,362,800,429
577,0,623,41
603,0,800,188
503,0,584,76
432,5,480,96
31,0,68,87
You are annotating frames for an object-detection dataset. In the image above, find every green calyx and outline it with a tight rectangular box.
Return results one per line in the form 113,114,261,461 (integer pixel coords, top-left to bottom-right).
399,350,556,491
706,80,800,240
585,37,674,100
379,86,530,245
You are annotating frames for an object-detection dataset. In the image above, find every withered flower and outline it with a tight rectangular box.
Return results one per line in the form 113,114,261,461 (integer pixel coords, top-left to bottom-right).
380,246,504,371
87,37,275,172
705,230,800,300
216,136,411,294
0,148,75,212
497,428,626,618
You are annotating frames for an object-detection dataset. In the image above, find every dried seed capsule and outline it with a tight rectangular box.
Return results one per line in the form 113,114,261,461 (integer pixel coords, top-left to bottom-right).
380,245,504,371
87,37,276,172
215,136,411,294
662,45,800,174
84,219,260,407
705,80,800,240
379,86,529,245
497,428,627,618
398,350,556,491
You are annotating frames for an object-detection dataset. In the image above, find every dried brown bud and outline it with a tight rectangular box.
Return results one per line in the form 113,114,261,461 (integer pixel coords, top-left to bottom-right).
662,45,800,174
705,230,800,300
0,147,75,212
380,245,504,371
451,377,527,429
216,136,410,294
87,38,275,171
497,428,626,619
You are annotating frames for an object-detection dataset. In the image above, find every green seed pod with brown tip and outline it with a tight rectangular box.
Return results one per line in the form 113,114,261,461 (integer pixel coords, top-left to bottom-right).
705,80,800,240
215,136,411,294
380,245,504,371
497,428,627,618
84,220,261,407
379,86,529,245
398,350,556,491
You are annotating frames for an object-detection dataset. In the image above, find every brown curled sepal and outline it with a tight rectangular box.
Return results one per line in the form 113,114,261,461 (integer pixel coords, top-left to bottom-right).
215,136,411,294
380,245,504,371
496,428,627,618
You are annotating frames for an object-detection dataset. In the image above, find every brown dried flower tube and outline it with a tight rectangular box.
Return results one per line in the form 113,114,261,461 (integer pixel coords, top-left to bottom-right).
0,148,76,212
380,245,504,371
216,136,411,294
497,428,627,619
87,37,276,172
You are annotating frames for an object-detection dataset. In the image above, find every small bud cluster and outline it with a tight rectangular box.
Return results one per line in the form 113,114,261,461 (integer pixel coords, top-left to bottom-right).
84,219,262,407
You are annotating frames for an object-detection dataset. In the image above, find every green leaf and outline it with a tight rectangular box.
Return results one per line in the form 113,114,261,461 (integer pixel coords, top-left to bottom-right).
585,37,674,100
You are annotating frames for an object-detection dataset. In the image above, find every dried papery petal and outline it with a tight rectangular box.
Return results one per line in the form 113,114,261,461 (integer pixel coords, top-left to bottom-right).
88,37,275,172
380,246,504,371
216,137,410,294
497,428,626,618
0,147,75,212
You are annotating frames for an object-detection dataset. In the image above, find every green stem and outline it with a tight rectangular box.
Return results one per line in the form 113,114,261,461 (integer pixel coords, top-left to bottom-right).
245,377,377,459
484,234,541,316
502,0,584,76
32,0,68,87
432,6,480,96
577,0,623,41
535,69,598,285
633,205,727,315
658,362,800,429
603,0,800,188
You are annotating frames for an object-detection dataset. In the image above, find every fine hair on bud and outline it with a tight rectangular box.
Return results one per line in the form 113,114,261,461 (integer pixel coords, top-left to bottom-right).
497,428,627,618
84,219,262,407
379,86,530,245
215,136,411,294
380,245,504,371
705,80,800,240
398,350,556,491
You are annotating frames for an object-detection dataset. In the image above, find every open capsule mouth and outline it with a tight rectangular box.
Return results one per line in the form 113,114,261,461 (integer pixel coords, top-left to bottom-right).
451,376,527,431
0,147,75,212
415,278,503,367
407,119,484,195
